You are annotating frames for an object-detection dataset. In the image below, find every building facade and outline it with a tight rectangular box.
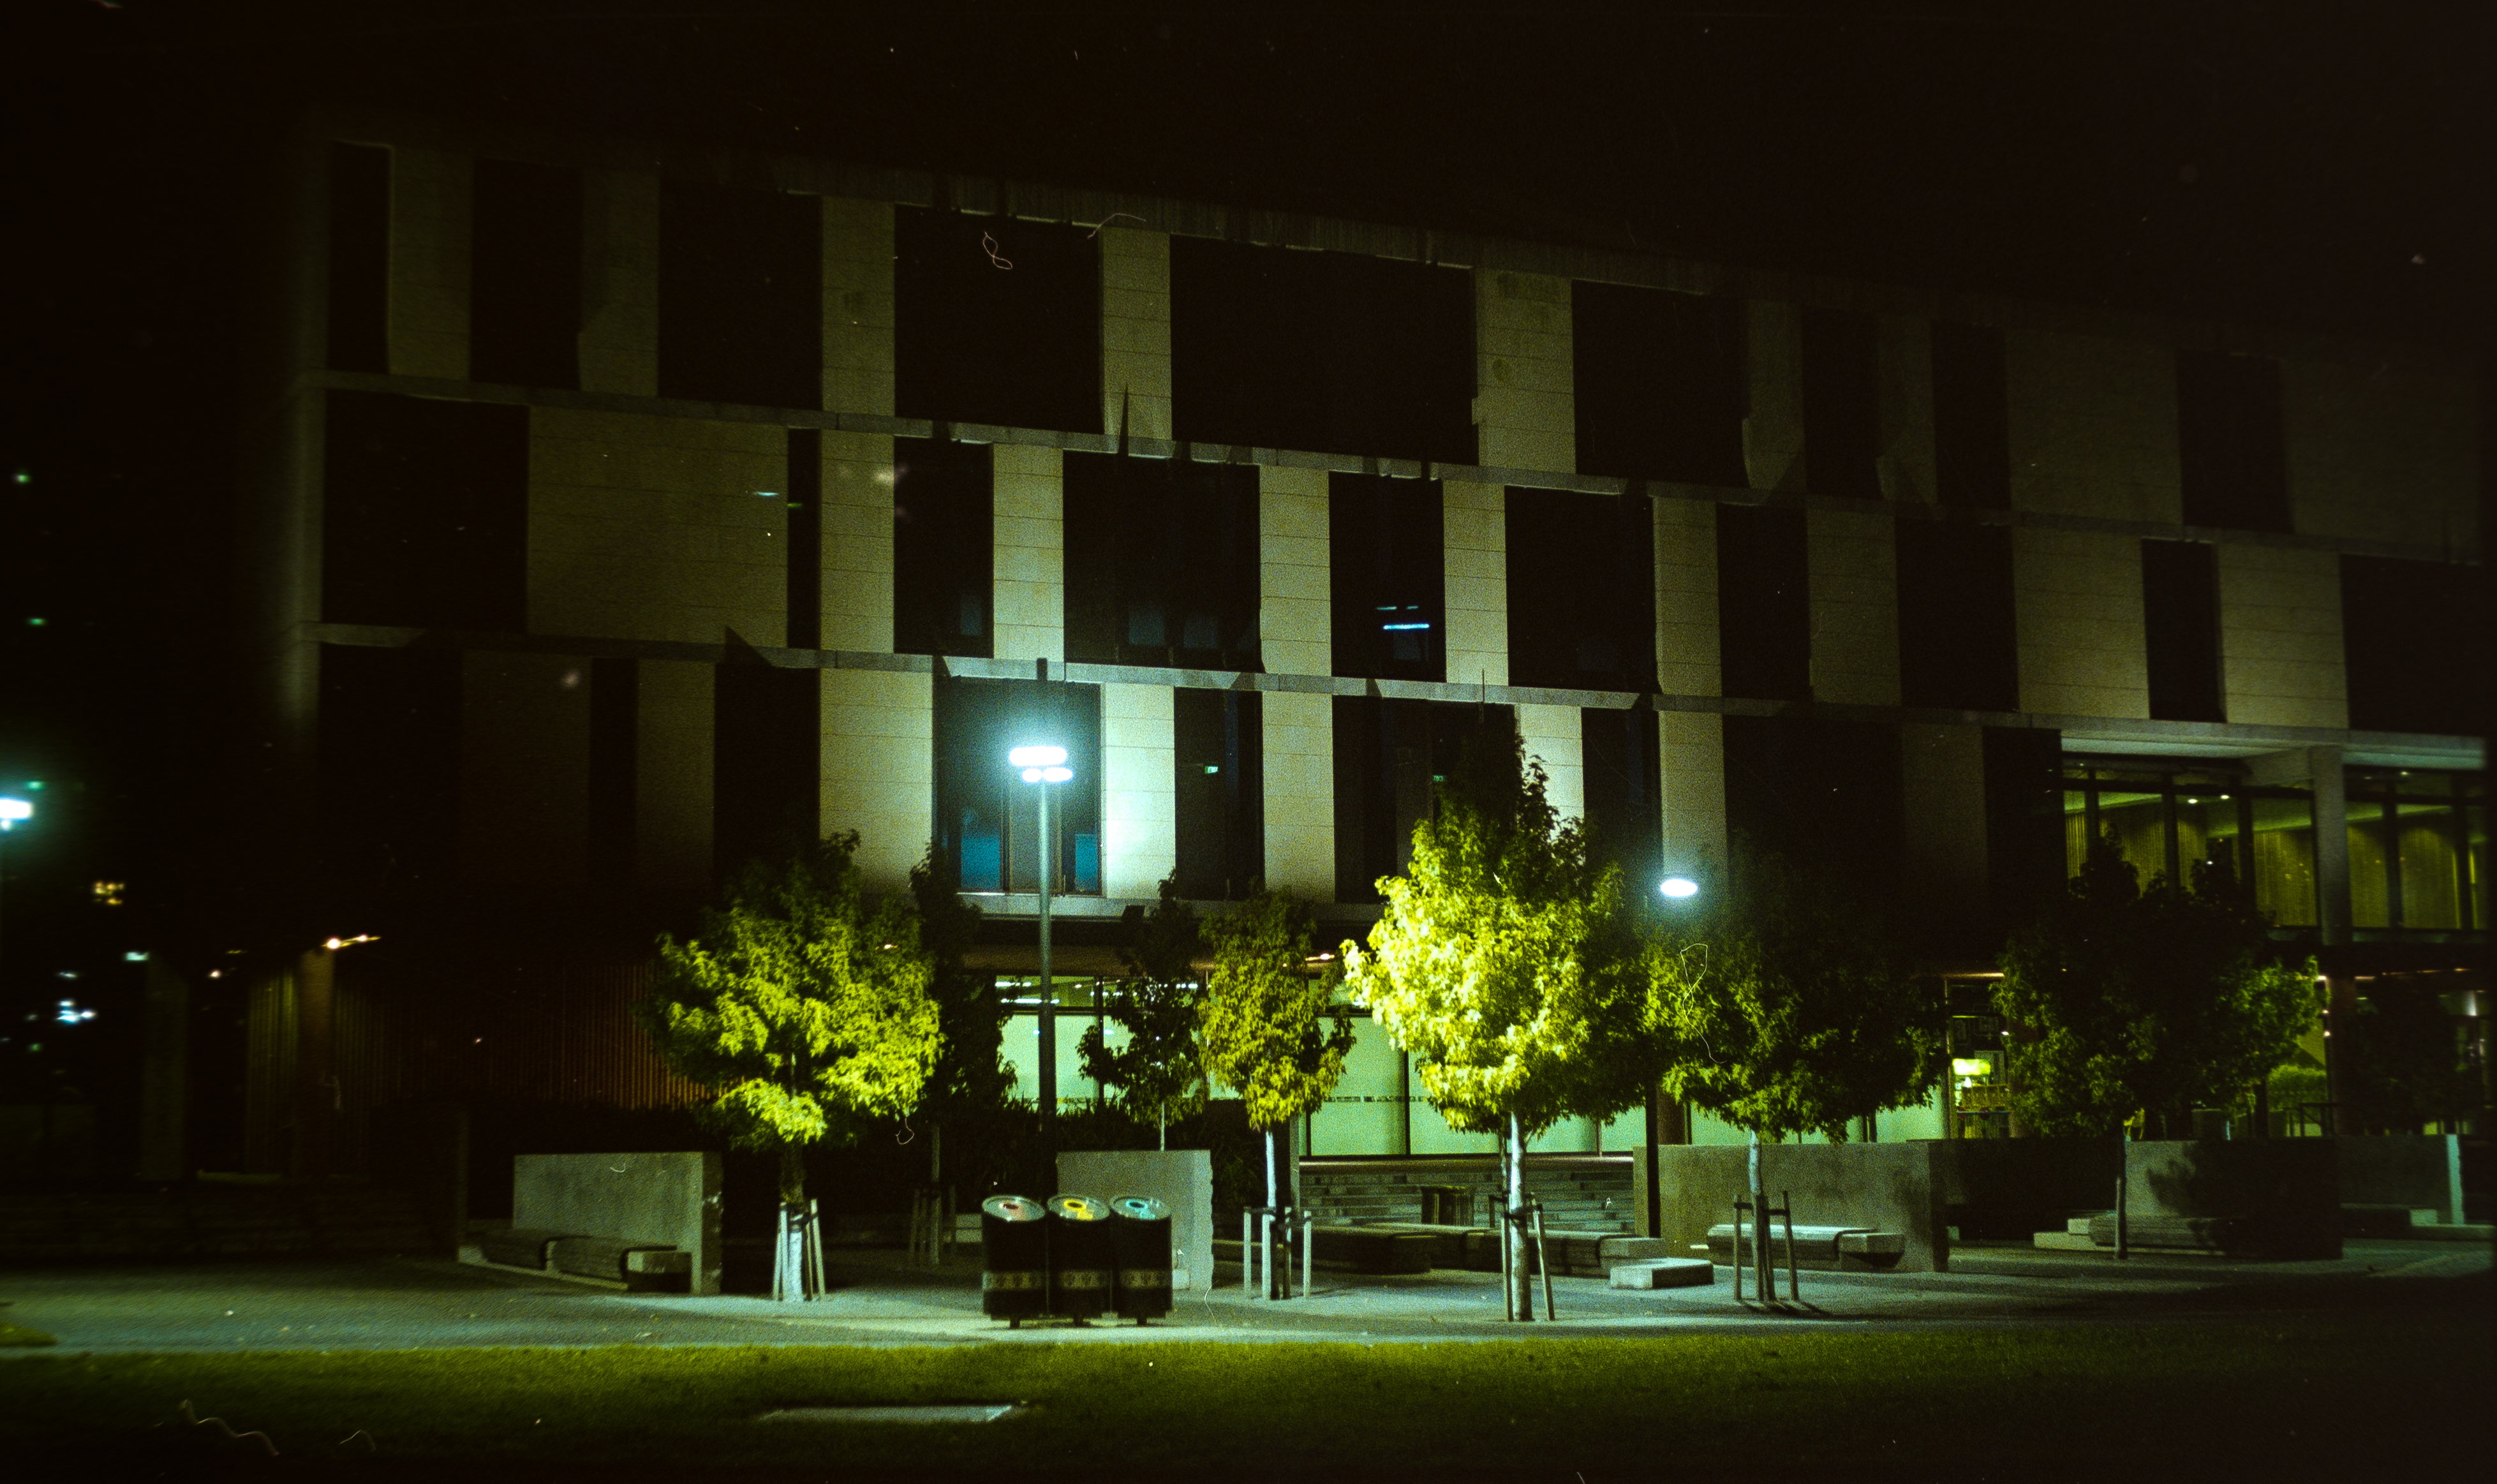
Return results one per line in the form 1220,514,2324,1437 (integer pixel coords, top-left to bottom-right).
226,108,2484,1173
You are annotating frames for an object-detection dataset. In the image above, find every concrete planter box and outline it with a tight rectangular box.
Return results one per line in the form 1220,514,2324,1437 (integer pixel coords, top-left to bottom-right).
1652,1142,1949,1272
1057,1149,1215,1291
512,1152,724,1295
2115,1139,2339,1259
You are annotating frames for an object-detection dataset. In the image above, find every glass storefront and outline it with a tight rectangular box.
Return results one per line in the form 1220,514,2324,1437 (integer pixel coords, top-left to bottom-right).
2060,758,2317,924
2347,770,2486,933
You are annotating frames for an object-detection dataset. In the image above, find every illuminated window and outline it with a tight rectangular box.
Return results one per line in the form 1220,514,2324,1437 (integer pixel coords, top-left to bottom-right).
933,678,1102,896
1329,473,1443,683
92,881,126,907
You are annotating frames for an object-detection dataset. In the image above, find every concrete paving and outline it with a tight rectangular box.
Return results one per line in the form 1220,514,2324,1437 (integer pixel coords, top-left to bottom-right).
2,1238,2484,1354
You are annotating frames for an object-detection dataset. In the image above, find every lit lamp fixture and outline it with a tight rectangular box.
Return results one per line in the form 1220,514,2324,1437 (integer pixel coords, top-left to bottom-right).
1009,745,1073,1143
1657,877,1699,899
0,796,27,1000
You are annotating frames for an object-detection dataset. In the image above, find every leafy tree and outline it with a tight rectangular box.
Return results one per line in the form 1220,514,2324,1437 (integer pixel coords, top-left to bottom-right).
1078,876,1210,1149
1996,830,2311,1138
1199,886,1352,1263
1650,836,1941,1143
639,834,942,1213
2339,984,2484,1134
1343,725,1661,1317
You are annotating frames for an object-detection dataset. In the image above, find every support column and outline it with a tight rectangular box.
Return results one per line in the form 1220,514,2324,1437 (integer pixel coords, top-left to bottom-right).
1472,269,1575,475
1876,315,1936,503
387,145,471,380
1444,480,1508,689
820,668,932,894
819,431,896,653
578,170,659,397
1660,711,1727,889
1655,498,1720,698
1742,301,1805,492
1262,692,1335,900
992,445,1063,664
821,197,896,416
1807,507,1901,706
1102,682,1176,898
1259,465,1330,676
1100,227,1174,441
1515,704,1583,826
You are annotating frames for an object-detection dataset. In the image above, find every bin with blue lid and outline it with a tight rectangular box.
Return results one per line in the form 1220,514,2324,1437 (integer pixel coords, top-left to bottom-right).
979,1194,1048,1325
1109,1194,1173,1323
1044,1193,1114,1322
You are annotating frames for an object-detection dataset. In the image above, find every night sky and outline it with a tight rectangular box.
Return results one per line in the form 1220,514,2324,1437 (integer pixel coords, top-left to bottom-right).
0,2,2484,987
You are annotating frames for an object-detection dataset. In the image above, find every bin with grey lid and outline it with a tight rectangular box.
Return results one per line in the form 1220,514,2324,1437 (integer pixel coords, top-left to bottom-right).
1109,1194,1173,1323
1044,1193,1114,1322
980,1194,1048,1326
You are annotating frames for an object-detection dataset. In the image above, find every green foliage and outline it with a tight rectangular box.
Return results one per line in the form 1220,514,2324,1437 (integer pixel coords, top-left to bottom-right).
1344,726,1661,1138
910,849,1011,1123
1650,836,1940,1142
1078,877,1210,1137
1199,887,1352,1131
2339,986,2484,1134
639,835,941,1187
1996,831,2313,1138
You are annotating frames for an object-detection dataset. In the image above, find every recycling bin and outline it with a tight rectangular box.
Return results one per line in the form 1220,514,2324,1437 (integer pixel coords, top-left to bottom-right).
1109,1194,1174,1323
1045,1193,1114,1322
980,1194,1048,1325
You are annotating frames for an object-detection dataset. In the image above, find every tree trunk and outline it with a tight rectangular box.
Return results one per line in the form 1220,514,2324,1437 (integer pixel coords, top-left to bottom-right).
780,1146,807,1206
1508,1113,1531,1322
777,1146,810,1303
1159,1106,1167,1153
1748,1129,1770,1302
1263,1126,1277,1300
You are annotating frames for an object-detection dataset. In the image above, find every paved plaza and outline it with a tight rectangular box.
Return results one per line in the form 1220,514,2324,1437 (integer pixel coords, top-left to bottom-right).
4,1238,2484,1355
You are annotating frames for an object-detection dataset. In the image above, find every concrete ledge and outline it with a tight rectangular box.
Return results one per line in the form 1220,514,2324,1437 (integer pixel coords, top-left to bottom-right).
477,1228,574,1270
1608,1258,1714,1290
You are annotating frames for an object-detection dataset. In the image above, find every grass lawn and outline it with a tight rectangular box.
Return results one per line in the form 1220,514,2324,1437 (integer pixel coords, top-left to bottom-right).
0,1324,55,1347
1,1321,2485,1480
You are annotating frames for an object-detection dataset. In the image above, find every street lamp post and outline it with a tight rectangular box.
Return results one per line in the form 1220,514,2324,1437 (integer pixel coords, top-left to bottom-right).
0,796,30,1001
1009,746,1072,1145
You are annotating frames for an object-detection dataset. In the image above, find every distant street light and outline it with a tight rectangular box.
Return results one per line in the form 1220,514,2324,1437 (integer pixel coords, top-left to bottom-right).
1010,745,1072,1144
1658,876,1699,899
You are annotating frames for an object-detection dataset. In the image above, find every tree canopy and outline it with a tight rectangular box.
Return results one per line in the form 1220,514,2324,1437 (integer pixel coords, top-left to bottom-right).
1649,836,1940,1142
639,833,942,1200
1079,876,1210,1145
910,849,1009,1124
1198,887,1352,1132
1342,725,1661,1137
1996,831,2311,1138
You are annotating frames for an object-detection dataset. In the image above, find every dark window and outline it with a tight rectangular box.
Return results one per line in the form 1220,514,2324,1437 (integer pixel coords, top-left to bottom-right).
1723,714,1903,886
2341,555,2486,736
1897,521,2019,712
713,662,818,883
326,142,390,373
1715,503,1810,701
322,390,527,630
1063,453,1261,670
316,643,461,900
586,657,637,889
1571,283,1747,487
785,428,820,650
895,209,1099,433
1330,473,1444,682
1802,307,1879,500
2177,351,2289,532
2142,539,2223,722
933,677,1102,894
1931,323,2008,508
1581,708,1661,887
1172,239,1473,464
470,157,582,390
893,438,993,658
1333,697,1513,902
1982,724,2064,931
657,181,819,409
1174,688,1263,900
1505,487,1655,692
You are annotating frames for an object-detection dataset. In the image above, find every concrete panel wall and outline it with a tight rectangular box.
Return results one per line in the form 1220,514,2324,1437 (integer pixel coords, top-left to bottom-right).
529,408,787,645
2006,329,2181,524
2013,526,2149,718
1515,703,1583,827
1262,690,1334,898
1056,1148,1214,1291
578,170,658,397
820,430,895,653
1444,480,1508,688
1901,722,1989,940
1654,498,1719,697
991,443,1063,664
459,651,591,889
2336,1134,2465,1225
2127,1138,2339,1259
1742,301,1805,492
512,1151,724,1295
1807,507,1900,705
820,197,895,417
387,145,470,381
1102,681,1176,898
1259,464,1330,676
819,667,932,894
635,658,713,894
1660,710,1726,886
1656,1141,1950,1272
2284,360,2479,554
1474,269,1574,475
1876,315,1936,503
2218,544,2346,729
1100,227,1174,442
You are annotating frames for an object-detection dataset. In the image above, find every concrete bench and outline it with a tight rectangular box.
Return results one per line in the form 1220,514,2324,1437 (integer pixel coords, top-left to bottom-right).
1308,1225,1434,1274
2340,1204,2440,1238
549,1235,690,1291
1609,1257,1714,1289
478,1228,576,1270
1705,1223,1908,1272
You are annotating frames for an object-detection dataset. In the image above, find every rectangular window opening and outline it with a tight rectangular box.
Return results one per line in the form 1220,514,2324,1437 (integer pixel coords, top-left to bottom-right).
893,438,994,659
1330,473,1445,683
